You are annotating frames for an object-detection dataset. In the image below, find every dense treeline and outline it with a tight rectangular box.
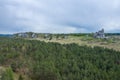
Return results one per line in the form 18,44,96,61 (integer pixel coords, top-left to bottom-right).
0,37,120,80
106,33,120,36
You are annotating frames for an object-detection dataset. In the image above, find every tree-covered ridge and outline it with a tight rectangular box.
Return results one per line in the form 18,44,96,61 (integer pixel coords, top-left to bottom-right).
0,37,120,80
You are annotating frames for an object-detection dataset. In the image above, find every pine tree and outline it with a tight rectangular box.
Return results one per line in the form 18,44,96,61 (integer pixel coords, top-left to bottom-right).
18,75,24,80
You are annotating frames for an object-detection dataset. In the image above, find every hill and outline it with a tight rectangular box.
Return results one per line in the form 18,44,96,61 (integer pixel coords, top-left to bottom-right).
0,34,13,37
0,37,120,80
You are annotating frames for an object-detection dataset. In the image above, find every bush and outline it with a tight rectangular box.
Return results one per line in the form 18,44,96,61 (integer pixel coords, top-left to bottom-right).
1,67,14,80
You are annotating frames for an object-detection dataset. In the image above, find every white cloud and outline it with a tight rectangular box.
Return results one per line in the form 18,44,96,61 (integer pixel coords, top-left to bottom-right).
102,21,120,32
0,0,120,33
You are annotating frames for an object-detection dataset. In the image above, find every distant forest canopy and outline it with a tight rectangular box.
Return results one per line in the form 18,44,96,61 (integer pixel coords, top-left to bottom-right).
0,37,120,80
0,34,13,37
105,33,120,36
0,32,119,38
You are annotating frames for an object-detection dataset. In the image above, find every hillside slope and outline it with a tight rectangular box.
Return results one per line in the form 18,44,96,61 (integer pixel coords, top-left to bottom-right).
0,38,120,80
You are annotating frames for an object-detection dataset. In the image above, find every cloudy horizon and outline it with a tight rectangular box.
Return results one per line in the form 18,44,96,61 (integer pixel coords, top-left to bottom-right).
0,0,120,34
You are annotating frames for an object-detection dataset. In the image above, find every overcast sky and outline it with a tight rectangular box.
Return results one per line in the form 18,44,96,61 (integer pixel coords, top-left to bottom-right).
0,0,120,34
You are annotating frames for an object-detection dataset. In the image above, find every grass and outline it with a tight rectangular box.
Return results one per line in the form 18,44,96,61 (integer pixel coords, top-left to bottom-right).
0,66,30,80
30,35,120,51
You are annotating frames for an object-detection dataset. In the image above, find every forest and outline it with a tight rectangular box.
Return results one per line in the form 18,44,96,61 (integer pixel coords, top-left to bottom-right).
0,37,120,80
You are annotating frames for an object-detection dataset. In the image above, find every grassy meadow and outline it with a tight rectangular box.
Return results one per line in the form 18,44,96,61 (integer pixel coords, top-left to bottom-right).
31,34,120,51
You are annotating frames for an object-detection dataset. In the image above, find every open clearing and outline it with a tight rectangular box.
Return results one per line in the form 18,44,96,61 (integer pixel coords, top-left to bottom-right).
31,36,120,51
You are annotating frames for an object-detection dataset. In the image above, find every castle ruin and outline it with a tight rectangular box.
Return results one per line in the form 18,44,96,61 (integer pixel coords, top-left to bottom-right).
94,29,106,38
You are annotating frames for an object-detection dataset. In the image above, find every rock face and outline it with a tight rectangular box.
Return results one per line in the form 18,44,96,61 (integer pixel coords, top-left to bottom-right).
94,29,106,38
18,33,29,38
32,33,37,38
15,32,38,38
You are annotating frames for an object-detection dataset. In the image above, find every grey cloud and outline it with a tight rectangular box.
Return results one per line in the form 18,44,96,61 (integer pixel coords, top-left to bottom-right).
0,0,120,33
